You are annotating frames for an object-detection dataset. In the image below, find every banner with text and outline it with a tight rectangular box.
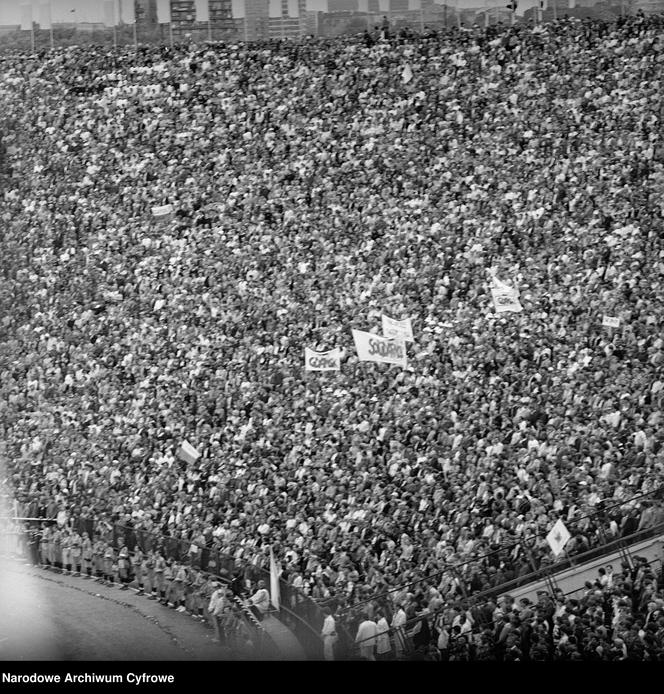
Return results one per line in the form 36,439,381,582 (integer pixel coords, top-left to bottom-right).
382,315,414,342
304,347,341,372
490,273,523,314
352,329,407,368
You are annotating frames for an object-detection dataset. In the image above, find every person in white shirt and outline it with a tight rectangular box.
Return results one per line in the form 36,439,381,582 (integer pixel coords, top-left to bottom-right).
391,605,407,658
375,611,391,660
248,580,271,621
320,608,338,661
355,615,378,661
207,582,227,643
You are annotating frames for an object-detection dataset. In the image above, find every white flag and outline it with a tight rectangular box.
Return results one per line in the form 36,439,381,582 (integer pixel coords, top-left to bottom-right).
352,329,407,368
602,316,620,328
177,440,200,465
546,519,571,557
402,64,413,84
304,347,341,372
269,547,281,611
287,0,300,15
382,315,414,343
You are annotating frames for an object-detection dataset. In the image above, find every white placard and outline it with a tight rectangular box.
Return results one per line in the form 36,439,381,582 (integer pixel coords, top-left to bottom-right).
352,329,407,368
602,316,621,328
151,204,173,218
304,347,340,372
381,315,414,343
177,440,200,465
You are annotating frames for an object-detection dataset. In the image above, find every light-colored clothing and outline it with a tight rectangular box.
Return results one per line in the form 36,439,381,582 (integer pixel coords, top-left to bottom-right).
355,619,378,661
321,615,337,661
249,587,271,615
391,608,407,658
376,617,391,656
208,589,226,617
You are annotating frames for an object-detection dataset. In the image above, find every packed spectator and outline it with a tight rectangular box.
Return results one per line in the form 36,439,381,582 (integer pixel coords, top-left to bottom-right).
1,11,664,658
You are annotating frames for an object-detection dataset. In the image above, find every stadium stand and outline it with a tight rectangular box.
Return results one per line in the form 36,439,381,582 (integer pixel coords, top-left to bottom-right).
1,10,664,660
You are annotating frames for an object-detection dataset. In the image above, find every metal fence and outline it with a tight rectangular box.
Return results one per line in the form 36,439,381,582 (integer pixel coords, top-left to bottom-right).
0,515,282,660
333,486,664,658
5,511,330,658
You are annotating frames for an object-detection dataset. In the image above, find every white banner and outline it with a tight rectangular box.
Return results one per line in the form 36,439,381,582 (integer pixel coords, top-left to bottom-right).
490,272,523,314
304,347,340,372
382,315,414,343
177,440,200,465
352,329,407,368
151,203,173,219
491,286,523,313
602,316,620,328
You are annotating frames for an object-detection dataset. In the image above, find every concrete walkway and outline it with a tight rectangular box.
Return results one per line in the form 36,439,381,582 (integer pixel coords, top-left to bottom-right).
261,615,307,661
1,553,307,661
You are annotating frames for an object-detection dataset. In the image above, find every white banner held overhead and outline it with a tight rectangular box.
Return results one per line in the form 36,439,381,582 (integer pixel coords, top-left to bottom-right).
491,285,523,313
304,347,340,372
177,440,200,465
489,272,522,314
352,329,407,368
602,316,620,328
382,315,414,343
151,203,173,220
546,519,571,557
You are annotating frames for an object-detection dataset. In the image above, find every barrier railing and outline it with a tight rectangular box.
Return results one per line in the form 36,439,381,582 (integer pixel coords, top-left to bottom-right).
349,522,664,659
4,511,327,658
0,517,280,660
339,491,664,659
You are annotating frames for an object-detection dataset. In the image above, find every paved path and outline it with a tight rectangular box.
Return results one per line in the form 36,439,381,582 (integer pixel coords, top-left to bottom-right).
0,557,305,661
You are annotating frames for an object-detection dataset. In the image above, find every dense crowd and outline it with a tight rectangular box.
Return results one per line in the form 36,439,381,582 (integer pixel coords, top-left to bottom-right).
349,559,664,660
2,10,664,657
